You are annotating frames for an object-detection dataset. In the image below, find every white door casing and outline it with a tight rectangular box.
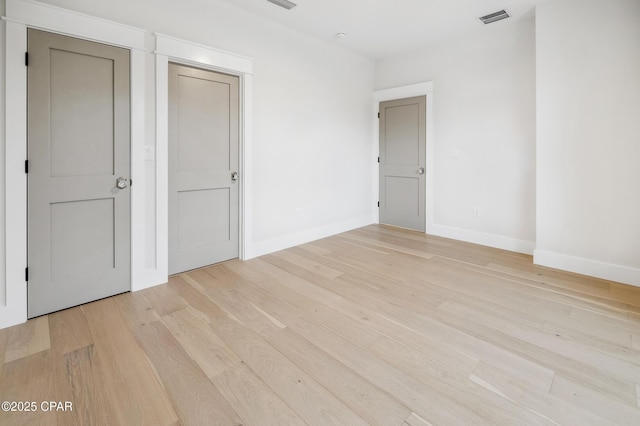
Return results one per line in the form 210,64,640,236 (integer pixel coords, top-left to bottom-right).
1,0,148,329
154,33,254,271
373,82,435,233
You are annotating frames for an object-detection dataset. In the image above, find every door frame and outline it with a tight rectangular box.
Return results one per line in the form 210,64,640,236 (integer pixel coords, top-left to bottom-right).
373,82,434,233
2,0,148,328
154,34,253,273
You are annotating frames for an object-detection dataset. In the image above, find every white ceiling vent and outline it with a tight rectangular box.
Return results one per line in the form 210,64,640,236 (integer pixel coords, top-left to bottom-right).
267,0,297,10
479,10,510,24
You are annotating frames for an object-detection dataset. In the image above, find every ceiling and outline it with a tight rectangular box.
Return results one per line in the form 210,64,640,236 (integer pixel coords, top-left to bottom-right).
219,0,549,59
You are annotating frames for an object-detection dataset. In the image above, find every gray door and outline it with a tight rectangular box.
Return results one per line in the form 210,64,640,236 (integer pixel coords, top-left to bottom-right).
27,29,131,318
379,96,426,232
168,63,240,275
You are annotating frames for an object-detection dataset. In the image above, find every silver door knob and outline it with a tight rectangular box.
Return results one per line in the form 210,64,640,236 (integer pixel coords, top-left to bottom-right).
231,171,239,182
116,177,129,189
417,167,425,175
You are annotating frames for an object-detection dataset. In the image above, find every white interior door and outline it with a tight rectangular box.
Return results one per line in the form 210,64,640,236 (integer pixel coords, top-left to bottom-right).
379,95,426,232
168,63,240,275
27,29,131,318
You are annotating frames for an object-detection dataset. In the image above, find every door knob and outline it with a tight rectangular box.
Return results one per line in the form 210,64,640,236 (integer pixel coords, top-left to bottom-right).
116,177,129,189
417,167,425,175
231,171,239,182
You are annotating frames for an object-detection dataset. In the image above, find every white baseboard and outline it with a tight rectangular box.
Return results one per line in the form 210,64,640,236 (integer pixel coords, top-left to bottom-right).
245,215,374,260
534,249,640,288
428,223,535,255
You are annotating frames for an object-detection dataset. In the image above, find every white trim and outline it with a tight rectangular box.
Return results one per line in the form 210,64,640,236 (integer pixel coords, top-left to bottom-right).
154,34,254,285
2,20,28,327
432,224,535,255
373,82,435,233
534,250,640,288
154,33,253,75
246,215,373,260
1,0,148,328
4,0,145,50
131,48,162,291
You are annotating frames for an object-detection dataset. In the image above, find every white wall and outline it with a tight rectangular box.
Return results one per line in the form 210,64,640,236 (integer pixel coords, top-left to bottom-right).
535,0,640,286
0,0,374,327
375,18,536,253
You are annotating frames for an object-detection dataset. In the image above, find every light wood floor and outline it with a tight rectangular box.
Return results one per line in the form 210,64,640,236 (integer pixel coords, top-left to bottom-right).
1,225,640,425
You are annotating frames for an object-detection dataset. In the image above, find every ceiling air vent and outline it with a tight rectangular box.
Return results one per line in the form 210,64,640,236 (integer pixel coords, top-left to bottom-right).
479,10,510,24
267,0,297,10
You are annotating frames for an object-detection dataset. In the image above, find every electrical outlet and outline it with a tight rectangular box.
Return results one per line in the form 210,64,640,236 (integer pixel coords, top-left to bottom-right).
473,206,481,218
295,207,304,218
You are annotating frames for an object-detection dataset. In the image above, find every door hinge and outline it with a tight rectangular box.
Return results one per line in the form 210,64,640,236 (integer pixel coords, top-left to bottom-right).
25,160,29,173
25,267,29,282
377,112,380,118
377,157,380,163
129,179,133,187
25,52,29,67
377,201,380,207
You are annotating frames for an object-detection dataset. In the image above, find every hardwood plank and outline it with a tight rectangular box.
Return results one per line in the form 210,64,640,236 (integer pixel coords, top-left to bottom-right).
542,310,633,349
211,361,308,426
48,306,93,355
228,257,344,306
64,344,118,425
549,373,640,424
306,300,478,385
340,231,435,259
185,267,287,337
129,319,243,426
0,326,8,379
113,291,161,328
141,283,187,316
433,298,638,405
209,315,370,426
82,297,178,425
404,412,434,426
166,275,227,322
268,327,412,425
4,316,50,363
0,350,64,425
275,249,344,279
161,307,241,378
371,307,556,393
470,361,613,425
610,283,640,307
278,311,539,425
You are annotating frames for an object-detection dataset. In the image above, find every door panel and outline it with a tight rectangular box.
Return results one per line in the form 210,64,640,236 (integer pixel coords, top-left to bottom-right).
50,49,115,177
379,96,426,232
50,199,115,278
384,104,421,166
169,64,239,275
27,29,131,318
177,75,231,172
177,188,230,251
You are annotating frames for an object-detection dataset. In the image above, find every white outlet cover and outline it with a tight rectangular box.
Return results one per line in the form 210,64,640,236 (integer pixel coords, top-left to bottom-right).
144,146,155,161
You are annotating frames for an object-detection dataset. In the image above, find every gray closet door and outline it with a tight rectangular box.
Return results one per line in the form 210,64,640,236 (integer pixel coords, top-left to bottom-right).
27,29,131,318
379,96,426,232
168,64,240,275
